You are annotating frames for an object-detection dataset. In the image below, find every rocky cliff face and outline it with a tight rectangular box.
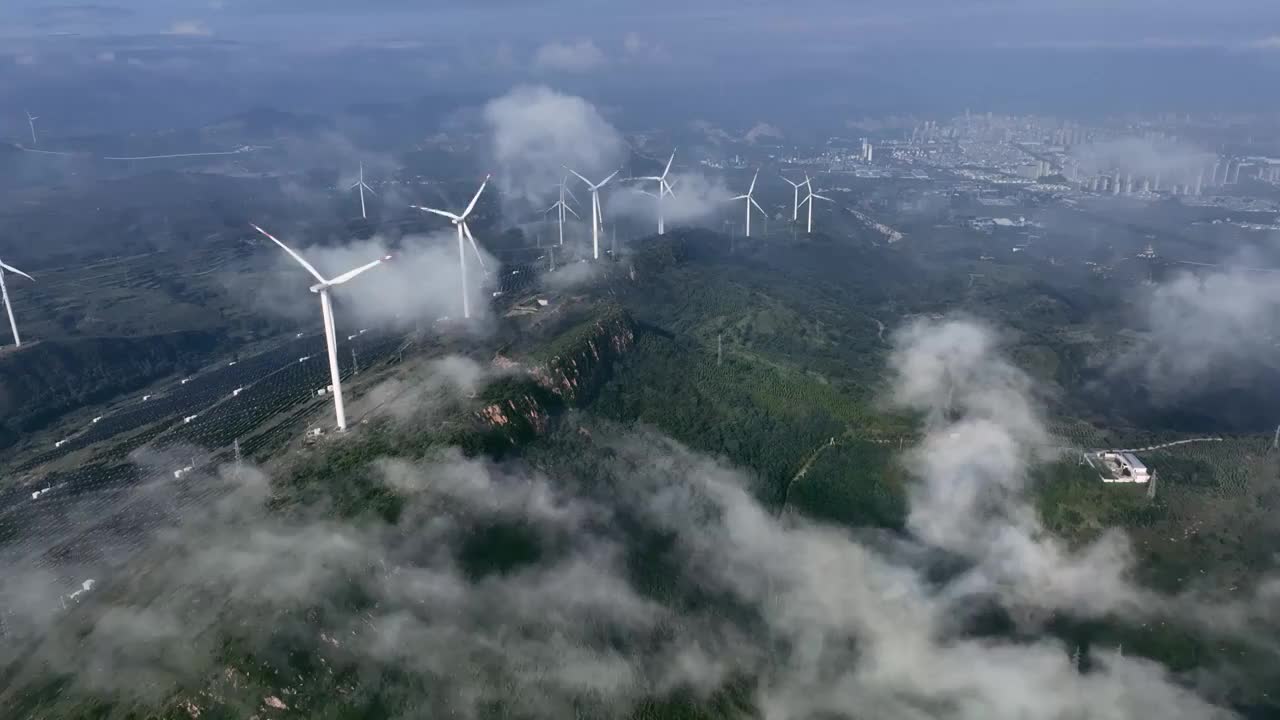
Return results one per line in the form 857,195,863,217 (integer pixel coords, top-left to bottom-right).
532,309,636,406
470,309,636,450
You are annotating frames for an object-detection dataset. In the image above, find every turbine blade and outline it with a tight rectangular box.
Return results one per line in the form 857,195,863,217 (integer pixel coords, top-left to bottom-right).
545,201,560,214
567,167,593,187
412,205,460,221
349,180,361,190
751,197,765,215
664,178,677,196
638,189,657,198
251,224,327,284
460,174,490,220
361,182,377,196
328,255,392,286
564,204,581,219
781,176,800,188
564,185,581,205
462,222,489,273
813,193,834,202
0,262,34,282
749,169,759,195
663,150,675,177
600,169,620,187
731,194,749,201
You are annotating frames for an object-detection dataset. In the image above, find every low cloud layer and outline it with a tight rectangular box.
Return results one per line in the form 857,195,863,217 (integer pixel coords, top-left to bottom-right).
1,316,1271,718
1121,269,1280,393
1070,137,1215,181
533,39,606,73
889,318,1145,618
611,172,734,229
238,230,498,331
483,86,626,213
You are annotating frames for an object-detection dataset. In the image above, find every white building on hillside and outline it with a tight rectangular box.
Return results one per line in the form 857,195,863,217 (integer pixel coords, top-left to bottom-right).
1094,451,1150,483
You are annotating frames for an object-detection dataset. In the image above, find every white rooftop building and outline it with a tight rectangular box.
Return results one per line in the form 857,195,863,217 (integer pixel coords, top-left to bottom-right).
1096,451,1150,483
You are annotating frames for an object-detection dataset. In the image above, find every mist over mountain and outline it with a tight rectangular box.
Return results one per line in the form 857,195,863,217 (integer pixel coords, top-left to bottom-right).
3,1,1280,718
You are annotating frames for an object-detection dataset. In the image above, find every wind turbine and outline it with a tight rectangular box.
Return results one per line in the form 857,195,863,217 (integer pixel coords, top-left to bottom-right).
636,150,677,235
348,162,376,219
544,175,580,247
567,167,620,259
781,175,808,221
411,175,491,319
799,175,834,234
0,259,34,347
250,224,390,431
25,111,38,147
732,169,767,238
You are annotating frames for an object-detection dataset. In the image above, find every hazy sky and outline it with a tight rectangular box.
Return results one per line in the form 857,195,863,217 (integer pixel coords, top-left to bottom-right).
2,1,1280,133
4,1,1280,49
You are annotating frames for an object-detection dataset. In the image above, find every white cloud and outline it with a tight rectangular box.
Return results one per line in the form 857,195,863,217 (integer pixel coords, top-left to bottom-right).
166,20,211,37
533,39,606,73
1120,269,1280,393
1069,137,1214,181
744,122,783,144
621,32,671,62
482,86,627,212
1246,35,1280,49
611,171,734,230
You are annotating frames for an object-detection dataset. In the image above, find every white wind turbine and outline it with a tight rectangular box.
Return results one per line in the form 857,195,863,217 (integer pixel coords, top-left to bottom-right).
25,110,38,147
0,259,34,347
781,175,808,221
348,162,377,219
636,150,677,235
567,167,620,259
732,169,767,238
251,224,390,431
544,175,580,247
799,174,834,234
411,175,491,319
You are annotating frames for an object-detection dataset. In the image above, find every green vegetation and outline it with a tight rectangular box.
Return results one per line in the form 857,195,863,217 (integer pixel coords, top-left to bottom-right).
0,330,224,446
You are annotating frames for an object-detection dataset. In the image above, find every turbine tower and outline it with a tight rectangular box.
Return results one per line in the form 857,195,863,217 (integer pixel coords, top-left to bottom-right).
25,111,38,147
544,175,580,247
0,259,34,347
568,167,620,259
411,175,491,319
732,169,766,238
251,224,390,431
349,162,377,219
781,175,809,221
799,175,834,234
635,150,677,235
